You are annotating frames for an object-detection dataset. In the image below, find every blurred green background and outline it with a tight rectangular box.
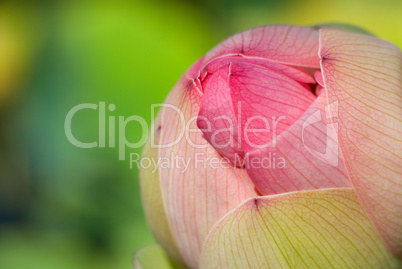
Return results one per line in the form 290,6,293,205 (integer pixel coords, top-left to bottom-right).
0,0,401,268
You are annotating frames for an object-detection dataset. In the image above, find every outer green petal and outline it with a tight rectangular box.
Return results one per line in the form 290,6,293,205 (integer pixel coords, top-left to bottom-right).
133,245,182,269
139,119,184,266
200,188,400,269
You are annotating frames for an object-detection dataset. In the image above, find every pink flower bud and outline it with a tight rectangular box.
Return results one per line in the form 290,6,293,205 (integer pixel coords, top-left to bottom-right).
139,25,402,268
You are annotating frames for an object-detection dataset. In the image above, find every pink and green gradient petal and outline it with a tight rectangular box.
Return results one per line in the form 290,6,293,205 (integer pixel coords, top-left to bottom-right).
319,28,402,257
200,188,401,268
158,78,258,268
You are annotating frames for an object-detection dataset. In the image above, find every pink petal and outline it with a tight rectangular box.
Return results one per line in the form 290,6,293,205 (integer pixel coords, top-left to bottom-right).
315,70,324,87
197,64,244,165
197,57,316,164
200,56,317,84
229,60,317,153
203,25,320,68
246,91,351,194
158,77,258,268
320,28,402,257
